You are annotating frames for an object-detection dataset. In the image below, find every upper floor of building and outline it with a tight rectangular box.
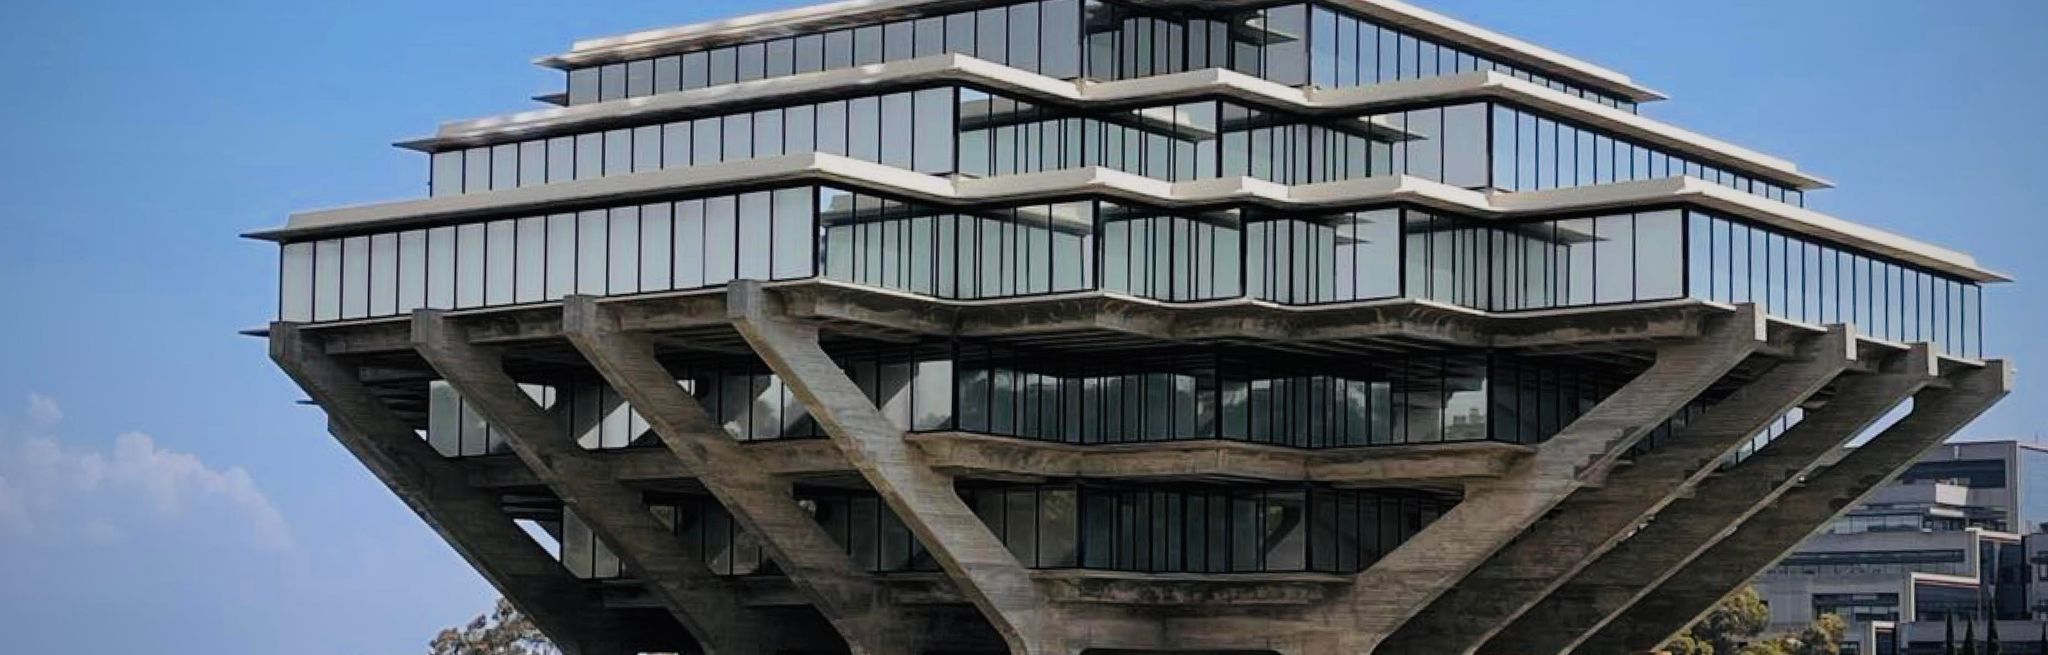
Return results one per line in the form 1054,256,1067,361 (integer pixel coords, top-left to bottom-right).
253,0,2009,364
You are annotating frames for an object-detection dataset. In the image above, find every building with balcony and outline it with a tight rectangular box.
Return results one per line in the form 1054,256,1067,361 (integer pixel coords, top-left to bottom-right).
1761,441,2048,654
252,1,2013,653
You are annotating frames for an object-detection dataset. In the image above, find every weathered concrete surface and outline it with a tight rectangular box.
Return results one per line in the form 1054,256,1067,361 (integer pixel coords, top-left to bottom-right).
725,281,1062,654
562,295,930,655
1578,359,2012,655
1288,306,1768,654
268,323,626,655
1486,345,1939,655
304,280,1734,358
465,431,1528,490
1383,327,1853,655
410,311,786,655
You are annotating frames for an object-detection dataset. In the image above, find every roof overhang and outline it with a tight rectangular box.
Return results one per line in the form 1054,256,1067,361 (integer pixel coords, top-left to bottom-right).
533,0,1666,104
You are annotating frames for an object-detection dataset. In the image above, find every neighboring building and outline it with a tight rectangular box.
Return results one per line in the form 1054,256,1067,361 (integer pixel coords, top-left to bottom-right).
252,1,2012,653
1763,441,2048,654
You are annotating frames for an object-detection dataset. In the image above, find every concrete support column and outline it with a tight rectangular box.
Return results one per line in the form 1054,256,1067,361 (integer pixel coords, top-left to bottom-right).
562,295,934,655
1383,326,1853,655
409,311,780,655
1486,345,1939,655
725,282,1061,655
1578,359,2012,655
1328,306,1766,654
268,323,626,655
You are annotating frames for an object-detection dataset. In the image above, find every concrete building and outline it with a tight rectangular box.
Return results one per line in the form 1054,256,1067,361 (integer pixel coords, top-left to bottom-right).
251,1,2012,653
1761,441,2048,654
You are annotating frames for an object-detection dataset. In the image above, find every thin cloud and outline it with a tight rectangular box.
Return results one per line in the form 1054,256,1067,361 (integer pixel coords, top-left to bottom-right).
0,395,295,551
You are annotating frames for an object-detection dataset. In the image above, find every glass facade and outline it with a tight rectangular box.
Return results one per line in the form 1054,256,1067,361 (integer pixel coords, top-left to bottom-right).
970,483,1455,573
573,483,1454,578
1688,210,1982,356
1813,592,1900,623
426,338,1704,461
431,92,1797,205
283,185,1983,358
561,1,1636,111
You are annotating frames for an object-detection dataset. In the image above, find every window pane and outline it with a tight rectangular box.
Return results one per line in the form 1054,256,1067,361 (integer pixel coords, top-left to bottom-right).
577,210,608,294
280,243,313,321
737,192,772,280
1636,210,1684,299
485,220,515,306
608,206,641,294
398,230,427,312
455,223,486,308
640,203,674,291
546,214,576,299
516,216,546,303
772,188,816,279
704,195,738,284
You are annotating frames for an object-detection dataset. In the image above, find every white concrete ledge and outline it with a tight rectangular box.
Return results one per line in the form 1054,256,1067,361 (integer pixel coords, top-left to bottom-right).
537,0,1664,104
409,55,1813,189
250,152,2000,282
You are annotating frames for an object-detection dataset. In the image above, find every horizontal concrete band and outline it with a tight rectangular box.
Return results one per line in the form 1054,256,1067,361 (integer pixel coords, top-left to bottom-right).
416,57,1773,185
542,0,1664,104
291,280,1963,373
461,431,1530,488
255,151,1994,283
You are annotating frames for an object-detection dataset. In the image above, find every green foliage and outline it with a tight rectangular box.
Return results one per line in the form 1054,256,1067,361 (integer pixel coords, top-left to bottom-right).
429,598,559,655
1669,587,1774,655
1963,620,1979,655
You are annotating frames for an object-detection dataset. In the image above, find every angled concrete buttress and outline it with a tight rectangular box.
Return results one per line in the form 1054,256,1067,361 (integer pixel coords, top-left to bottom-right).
1382,326,1855,655
1577,358,2012,655
1485,344,1941,655
1305,305,1767,654
561,294,935,654
268,323,625,655
724,281,1063,655
409,311,789,655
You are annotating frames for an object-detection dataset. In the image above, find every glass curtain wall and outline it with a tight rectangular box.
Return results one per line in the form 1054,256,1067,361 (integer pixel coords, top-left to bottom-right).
562,1,1635,111
282,190,1983,357
434,91,1796,207
566,0,1084,105
422,351,956,458
432,88,959,197
964,482,1457,573
1688,210,1981,356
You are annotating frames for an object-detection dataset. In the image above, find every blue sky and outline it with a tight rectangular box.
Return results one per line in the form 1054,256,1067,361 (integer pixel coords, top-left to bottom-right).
0,0,2042,652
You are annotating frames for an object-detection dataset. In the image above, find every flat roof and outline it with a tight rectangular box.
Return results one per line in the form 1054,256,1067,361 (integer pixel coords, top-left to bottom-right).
534,0,1666,103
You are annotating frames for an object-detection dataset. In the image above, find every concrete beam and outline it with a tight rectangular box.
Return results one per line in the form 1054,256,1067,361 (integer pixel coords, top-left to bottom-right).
1486,345,1940,655
408,311,780,655
300,281,1734,358
562,295,929,655
267,323,626,655
1311,305,1766,654
1577,359,2012,655
725,281,1063,655
463,432,1527,491
1382,326,1853,655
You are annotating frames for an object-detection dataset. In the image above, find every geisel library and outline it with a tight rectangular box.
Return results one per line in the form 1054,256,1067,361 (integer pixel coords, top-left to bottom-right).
253,1,2014,653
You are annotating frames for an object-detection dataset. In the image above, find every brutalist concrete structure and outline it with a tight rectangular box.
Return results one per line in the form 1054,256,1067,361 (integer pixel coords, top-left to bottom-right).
252,1,2013,653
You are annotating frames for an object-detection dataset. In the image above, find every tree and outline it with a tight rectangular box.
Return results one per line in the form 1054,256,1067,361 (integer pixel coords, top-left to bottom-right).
1669,586,1775,655
1963,620,1979,655
429,598,559,655
1790,614,1846,655
1947,614,1957,655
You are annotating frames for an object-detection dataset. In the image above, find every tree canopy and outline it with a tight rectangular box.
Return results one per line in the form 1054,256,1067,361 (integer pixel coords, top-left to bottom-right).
428,598,559,655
